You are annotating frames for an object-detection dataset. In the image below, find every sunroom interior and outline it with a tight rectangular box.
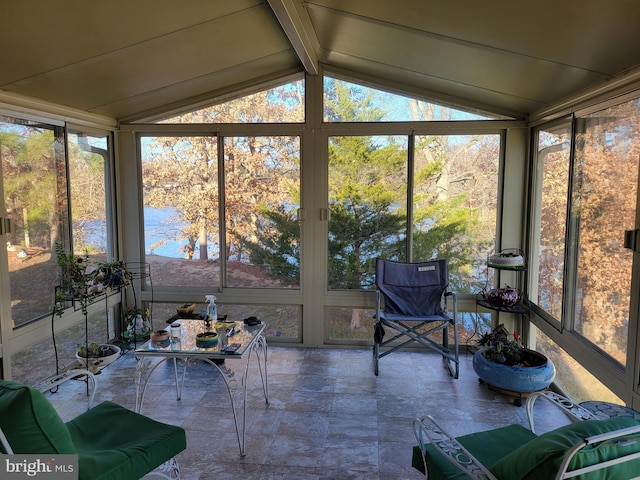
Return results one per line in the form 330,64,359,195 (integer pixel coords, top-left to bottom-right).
2,0,640,423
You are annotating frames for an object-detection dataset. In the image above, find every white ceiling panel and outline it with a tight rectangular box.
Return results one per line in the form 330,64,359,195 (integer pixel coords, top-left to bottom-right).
1,0,639,121
7,7,293,111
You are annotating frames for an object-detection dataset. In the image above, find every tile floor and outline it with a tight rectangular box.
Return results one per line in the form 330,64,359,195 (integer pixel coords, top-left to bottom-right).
43,346,570,480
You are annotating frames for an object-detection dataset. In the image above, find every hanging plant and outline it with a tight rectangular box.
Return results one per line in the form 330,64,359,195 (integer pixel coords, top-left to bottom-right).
53,242,130,316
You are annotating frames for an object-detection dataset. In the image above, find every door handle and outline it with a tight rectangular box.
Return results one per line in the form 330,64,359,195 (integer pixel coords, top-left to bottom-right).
0,217,12,235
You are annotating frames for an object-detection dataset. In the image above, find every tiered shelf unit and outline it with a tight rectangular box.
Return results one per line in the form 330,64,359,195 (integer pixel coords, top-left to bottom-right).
476,248,530,344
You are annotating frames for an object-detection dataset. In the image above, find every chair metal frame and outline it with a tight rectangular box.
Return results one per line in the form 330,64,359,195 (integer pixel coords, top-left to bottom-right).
373,258,459,378
413,390,640,480
0,425,182,480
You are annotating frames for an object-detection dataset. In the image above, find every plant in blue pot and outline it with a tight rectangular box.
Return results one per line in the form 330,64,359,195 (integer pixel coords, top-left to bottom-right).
473,324,556,405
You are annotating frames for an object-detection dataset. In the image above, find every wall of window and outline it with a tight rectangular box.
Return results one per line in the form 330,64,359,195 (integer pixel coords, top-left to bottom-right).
530,95,640,405
1,71,522,380
0,114,116,381
119,72,517,349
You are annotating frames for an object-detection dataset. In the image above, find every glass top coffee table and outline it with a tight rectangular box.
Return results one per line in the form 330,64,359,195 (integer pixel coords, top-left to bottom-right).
134,319,268,456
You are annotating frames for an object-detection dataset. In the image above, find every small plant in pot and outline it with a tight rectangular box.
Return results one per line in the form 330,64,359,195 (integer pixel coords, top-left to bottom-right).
124,305,151,339
476,323,540,366
76,342,121,373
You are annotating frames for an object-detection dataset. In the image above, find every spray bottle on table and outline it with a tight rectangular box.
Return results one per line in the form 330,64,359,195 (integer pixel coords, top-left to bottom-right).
205,295,217,323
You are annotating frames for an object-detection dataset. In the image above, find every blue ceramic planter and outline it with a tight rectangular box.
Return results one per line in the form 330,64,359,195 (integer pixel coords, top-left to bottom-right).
473,348,556,393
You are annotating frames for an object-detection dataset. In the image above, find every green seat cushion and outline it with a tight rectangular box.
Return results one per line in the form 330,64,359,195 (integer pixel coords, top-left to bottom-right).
490,417,640,480
66,401,186,480
412,423,536,479
0,380,76,454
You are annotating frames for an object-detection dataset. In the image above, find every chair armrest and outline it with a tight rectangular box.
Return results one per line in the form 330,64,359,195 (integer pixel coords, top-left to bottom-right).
558,424,640,479
444,291,457,320
413,415,497,480
526,390,608,433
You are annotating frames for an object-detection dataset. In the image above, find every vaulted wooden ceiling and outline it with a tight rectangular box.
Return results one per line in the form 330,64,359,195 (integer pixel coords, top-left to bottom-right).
2,0,639,122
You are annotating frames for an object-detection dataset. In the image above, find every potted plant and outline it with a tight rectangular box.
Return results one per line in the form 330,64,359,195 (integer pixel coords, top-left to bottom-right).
124,305,151,340
52,243,130,375
473,324,556,404
76,342,121,373
53,242,130,316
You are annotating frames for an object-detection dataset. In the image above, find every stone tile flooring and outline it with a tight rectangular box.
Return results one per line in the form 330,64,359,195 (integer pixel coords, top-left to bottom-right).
43,346,570,479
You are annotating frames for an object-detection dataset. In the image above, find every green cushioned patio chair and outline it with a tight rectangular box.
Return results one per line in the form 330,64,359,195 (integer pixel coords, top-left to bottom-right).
412,390,640,479
0,379,186,480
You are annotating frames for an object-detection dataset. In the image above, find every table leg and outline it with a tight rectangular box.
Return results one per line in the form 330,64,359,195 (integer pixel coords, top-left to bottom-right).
251,334,269,404
173,357,189,401
226,334,269,456
134,334,268,457
202,359,246,455
134,356,174,413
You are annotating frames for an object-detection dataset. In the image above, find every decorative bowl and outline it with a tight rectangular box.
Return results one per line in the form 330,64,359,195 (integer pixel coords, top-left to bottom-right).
176,303,195,316
151,330,170,342
196,331,218,348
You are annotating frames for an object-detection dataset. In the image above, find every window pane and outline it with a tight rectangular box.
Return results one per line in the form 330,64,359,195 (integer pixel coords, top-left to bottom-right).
157,79,305,123
224,136,301,288
327,307,490,346
11,310,110,385
571,99,640,366
150,302,300,340
328,307,375,341
324,76,504,122
328,135,408,289
413,134,499,293
534,124,571,321
141,136,220,288
1,116,68,326
535,328,622,404
220,304,300,340
68,131,108,255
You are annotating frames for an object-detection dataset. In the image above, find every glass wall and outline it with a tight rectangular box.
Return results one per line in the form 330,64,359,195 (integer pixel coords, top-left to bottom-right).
412,134,499,293
1,117,67,326
322,80,503,343
536,327,622,404
159,79,305,124
0,116,116,383
323,76,499,122
68,130,109,264
532,120,572,326
531,96,640,399
328,135,408,290
1,119,114,328
131,73,509,348
327,133,500,293
571,104,640,367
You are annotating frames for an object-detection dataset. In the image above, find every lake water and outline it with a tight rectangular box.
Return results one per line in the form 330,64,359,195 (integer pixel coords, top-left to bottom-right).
144,206,188,258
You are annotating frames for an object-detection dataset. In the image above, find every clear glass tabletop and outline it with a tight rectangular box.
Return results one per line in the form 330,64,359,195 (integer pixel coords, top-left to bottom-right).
135,319,265,358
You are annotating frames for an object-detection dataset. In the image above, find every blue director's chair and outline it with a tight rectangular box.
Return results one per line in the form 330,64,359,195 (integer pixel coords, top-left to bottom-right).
374,258,459,378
